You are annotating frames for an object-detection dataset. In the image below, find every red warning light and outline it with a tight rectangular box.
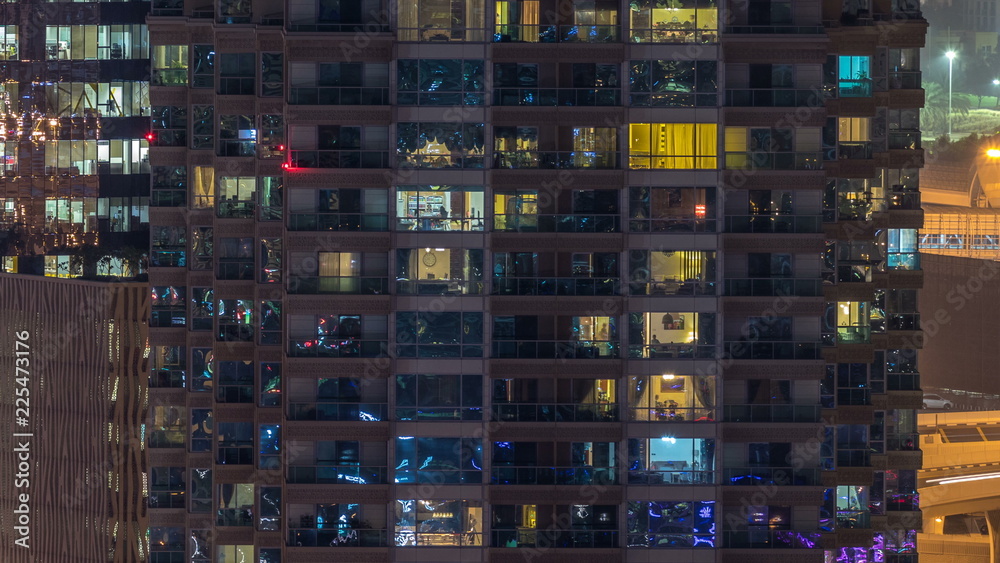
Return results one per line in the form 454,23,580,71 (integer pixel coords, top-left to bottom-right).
145,132,155,142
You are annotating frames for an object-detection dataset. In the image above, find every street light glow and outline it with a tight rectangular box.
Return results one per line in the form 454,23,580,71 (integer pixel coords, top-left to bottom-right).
946,50,956,60
988,149,1000,158
994,79,999,85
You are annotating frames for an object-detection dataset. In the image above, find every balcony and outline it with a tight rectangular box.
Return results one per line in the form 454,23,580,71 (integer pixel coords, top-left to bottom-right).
725,152,822,170
722,25,824,34
491,530,618,548
886,434,920,452
493,214,620,232
723,341,821,360
724,279,823,297
723,467,821,486
288,87,389,105
286,465,387,484
494,88,621,106
288,213,389,232
835,326,871,344
493,403,618,422
288,529,388,548
838,142,873,160
492,340,619,359
493,151,619,169
627,405,714,423
889,71,921,89
287,402,388,421
491,466,616,485
627,469,714,485
289,150,389,168
287,276,389,295
723,404,821,423
725,215,823,234
838,79,872,98
726,89,826,107
721,530,822,549
398,278,483,295
287,20,390,33
492,277,620,296
629,344,716,359
493,24,620,43
288,339,388,358
889,132,920,150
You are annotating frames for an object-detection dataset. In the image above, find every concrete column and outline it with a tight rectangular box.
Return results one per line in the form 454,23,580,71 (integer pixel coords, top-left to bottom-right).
985,509,1000,563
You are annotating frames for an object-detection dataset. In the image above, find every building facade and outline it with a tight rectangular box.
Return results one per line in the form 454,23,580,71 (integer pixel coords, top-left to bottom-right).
0,0,151,277
146,1,926,562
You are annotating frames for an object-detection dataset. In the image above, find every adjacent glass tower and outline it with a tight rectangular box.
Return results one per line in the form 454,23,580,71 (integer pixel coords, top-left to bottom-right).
146,1,926,562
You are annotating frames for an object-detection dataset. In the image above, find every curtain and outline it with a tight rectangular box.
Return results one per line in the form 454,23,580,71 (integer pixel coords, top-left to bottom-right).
398,0,418,40
192,165,214,208
696,123,717,169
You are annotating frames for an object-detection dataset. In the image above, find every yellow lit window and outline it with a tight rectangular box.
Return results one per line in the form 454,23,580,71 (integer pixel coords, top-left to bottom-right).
629,123,717,169
838,118,870,142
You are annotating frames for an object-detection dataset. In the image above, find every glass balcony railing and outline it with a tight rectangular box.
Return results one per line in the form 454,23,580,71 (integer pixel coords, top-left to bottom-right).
722,530,822,549
632,279,716,296
627,469,715,485
839,142,873,160
397,154,485,169
725,215,823,233
288,339,388,358
629,28,719,43
288,529,387,548
839,79,872,97
628,216,716,232
288,213,389,231
287,402,388,421
724,279,823,297
493,403,619,422
491,466,617,485
289,150,390,168
724,341,821,360
725,152,822,170
491,277,620,296
627,406,715,422
628,344,716,359
493,88,621,106
837,326,871,344
889,131,921,150
837,450,871,467
288,87,389,105
726,89,826,107
884,313,920,331
723,25,825,34
837,510,871,529
887,252,919,271
724,467,821,486
287,277,388,295
888,191,921,210
886,434,920,451
723,404,821,423
397,279,483,295
492,340,619,359
493,24,620,43
286,465,388,484
491,530,618,548
492,214,620,232
889,71,921,89
886,493,919,511
493,151,619,169
395,217,485,232
286,19,391,32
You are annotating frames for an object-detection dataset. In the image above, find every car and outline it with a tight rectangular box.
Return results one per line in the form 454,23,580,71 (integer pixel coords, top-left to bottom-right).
923,394,953,409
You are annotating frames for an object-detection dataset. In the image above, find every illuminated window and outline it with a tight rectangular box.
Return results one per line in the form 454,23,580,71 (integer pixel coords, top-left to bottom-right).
839,56,871,97
629,0,717,44
629,123,717,169
838,118,870,142
398,0,486,41
151,45,188,86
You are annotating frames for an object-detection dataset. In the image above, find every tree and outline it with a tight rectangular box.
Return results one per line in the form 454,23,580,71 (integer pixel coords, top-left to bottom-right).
922,81,972,136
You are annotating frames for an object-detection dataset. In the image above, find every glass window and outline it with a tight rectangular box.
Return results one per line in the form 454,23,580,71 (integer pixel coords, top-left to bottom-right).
629,0,717,44
396,249,483,294
396,374,483,420
191,106,214,150
216,237,254,280
626,375,715,422
627,438,715,484
217,177,256,218
630,60,717,107
261,53,283,97
628,312,715,358
217,299,254,342
190,348,214,392
394,186,485,231
629,123,717,169
886,228,918,270
217,53,255,95
152,166,187,207
398,0,486,41
397,59,485,105
216,545,254,563
217,422,253,465
151,286,185,328
628,187,715,232
150,346,186,388
396,312,483,357
218,115,256,157
394,439,483,483
192,45,215,88
0,26,17,60
397,122,485,168
260,362,281,407
839,56,871,97
151,226,186,267
288,187,388,231
190,287,214,331
627,501,715,548
152,45,188,86
288,62,389,105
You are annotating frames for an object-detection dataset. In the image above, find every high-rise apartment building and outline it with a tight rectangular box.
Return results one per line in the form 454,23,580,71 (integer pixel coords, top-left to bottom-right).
0,1,151,561
146,1,926,562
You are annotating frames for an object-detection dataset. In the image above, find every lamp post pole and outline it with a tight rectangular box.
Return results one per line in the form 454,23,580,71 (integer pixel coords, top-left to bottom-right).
947,51,956,137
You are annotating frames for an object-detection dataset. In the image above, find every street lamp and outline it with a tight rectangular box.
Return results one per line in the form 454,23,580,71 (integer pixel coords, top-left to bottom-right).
988,149,1000,158
946,51,956,137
